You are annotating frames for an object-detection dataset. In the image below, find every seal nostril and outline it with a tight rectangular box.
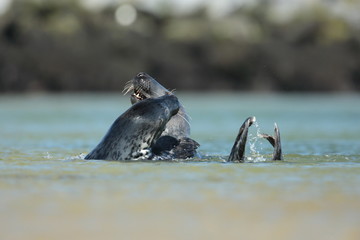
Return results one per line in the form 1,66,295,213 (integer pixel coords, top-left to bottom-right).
137,72,145,78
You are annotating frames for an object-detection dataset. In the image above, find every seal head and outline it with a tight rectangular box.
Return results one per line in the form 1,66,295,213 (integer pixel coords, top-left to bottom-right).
124,72,190,140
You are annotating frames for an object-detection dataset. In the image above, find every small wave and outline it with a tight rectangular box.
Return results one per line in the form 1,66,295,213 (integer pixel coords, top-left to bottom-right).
65,153,87,160
43,152,53,159
42,151,87,161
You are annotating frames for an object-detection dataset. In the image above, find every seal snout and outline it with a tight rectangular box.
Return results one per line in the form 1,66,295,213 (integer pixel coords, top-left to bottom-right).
125,72,152,103
136,72,147,79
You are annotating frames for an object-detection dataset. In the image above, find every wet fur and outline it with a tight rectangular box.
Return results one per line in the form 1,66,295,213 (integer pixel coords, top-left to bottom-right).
85,95,180,160
86,72,283,162
124,72,191,140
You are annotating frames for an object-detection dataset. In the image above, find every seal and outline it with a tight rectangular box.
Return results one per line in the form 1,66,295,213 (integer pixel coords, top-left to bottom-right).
85,72,283,162
123,72,199,159
124,72,190,139
85,108,282,161
85,95,180,160
121,72,283,161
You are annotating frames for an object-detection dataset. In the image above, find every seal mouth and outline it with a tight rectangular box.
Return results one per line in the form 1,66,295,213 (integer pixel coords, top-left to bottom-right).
133,88,147,101
123,72,174,105
123,73,153,102
123,82,149,101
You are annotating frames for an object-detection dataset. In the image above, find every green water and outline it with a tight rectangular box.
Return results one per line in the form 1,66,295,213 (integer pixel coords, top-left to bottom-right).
1,93,360,240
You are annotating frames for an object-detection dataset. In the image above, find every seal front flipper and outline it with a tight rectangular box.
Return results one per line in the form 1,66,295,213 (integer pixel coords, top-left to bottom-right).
152,136,200,160
227,116,256,163
259,123,283,161
172,137,200,159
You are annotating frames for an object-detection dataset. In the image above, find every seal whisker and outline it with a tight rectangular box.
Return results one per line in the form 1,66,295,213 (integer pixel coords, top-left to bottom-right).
151,89,169,97
124,80,133,89
123,81,134,95
177,112,191,127
178,101,192,121
127,72,192,140
123,87,133,95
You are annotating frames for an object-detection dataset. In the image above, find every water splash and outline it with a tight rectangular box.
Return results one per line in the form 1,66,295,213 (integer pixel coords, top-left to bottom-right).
64,153,87,160
246,120,266,162
43,152,53,159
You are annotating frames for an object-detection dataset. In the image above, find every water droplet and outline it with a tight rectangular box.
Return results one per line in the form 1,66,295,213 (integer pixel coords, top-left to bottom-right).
247,120,266,162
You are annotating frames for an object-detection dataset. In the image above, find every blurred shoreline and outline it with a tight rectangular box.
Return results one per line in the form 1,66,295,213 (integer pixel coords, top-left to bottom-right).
0,0,359,93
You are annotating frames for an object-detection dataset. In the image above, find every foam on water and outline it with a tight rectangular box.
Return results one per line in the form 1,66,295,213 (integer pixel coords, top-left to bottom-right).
67,153,88,160
43,152,87,161
43,152,53,159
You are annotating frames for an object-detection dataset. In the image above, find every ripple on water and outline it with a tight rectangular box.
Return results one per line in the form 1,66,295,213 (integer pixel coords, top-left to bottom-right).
1,94,360,240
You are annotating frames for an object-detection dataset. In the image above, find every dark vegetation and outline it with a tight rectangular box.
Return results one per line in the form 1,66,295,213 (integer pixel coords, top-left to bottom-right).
0,0,359,92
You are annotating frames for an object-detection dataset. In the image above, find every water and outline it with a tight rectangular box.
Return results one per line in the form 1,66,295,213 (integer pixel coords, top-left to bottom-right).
1,93,360,240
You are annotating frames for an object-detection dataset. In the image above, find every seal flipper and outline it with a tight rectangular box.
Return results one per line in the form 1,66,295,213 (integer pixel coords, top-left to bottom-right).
172,137,200,159
227,116,256,162
260,123,283,161
259,134,275,147
152,136,199,160
152,136,180,156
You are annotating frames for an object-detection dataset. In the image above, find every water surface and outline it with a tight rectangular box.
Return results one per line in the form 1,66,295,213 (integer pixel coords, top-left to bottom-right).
1,93,360,240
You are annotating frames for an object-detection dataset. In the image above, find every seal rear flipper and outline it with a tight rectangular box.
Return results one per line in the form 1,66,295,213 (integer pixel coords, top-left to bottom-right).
172,137,200,159
260,123,283,161
152,136,199,159
227,116,256,163
258,134,275,147
152,136,180,156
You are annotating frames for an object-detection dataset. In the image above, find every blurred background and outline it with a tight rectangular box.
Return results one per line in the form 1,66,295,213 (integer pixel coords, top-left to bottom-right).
1,2,360,240
0,0,359,92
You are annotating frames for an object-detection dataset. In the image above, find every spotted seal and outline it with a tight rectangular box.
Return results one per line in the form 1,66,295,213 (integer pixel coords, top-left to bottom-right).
124,72,190,139
85,73,283,161
123,72,199,159
85,95,180,160
84,107,282,161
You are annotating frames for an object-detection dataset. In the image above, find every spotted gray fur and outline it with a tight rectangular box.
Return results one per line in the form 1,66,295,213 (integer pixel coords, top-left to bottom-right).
124,72,190,140
85,95,180,160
